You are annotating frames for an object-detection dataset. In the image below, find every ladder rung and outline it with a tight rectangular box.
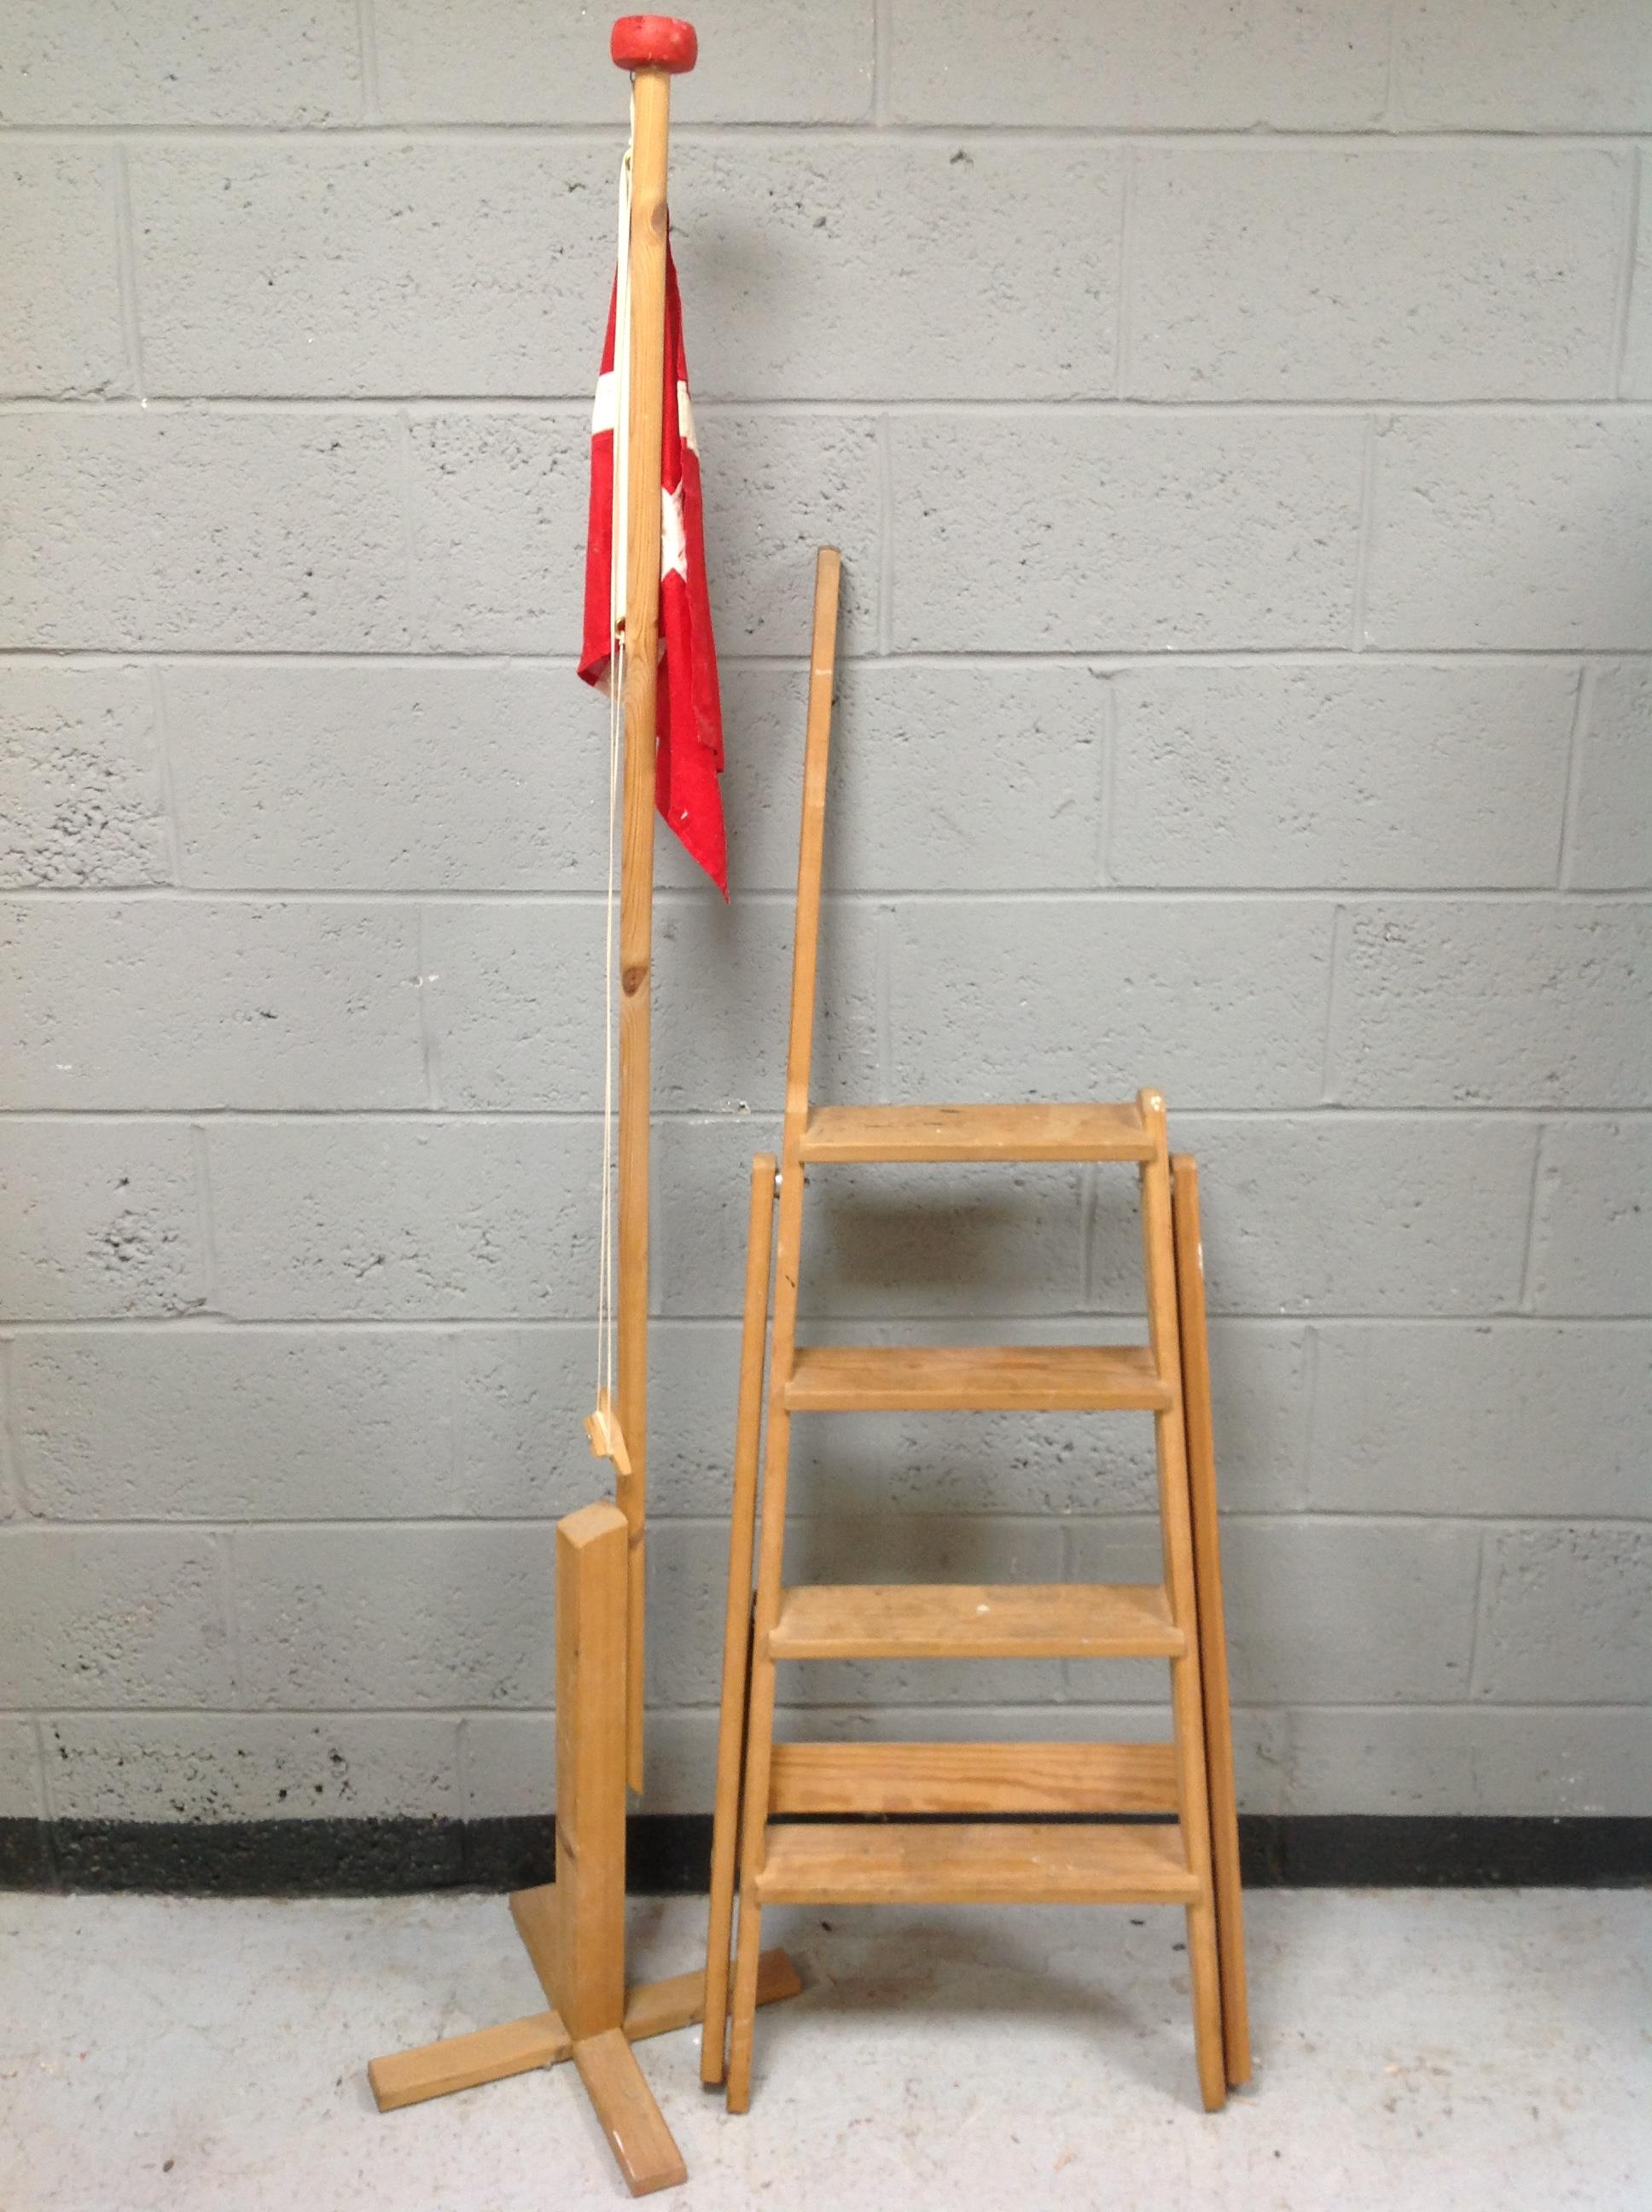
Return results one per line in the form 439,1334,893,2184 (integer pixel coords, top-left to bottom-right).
754,1820,1198,1906
783,1343,1171,1412
769,1740,1178,1816
800,1102,1155,1164
768,1583,1184,1661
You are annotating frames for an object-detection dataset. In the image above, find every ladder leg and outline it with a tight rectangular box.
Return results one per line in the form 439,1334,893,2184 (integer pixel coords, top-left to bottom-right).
1137,1094,1226,2113
727,551,840,2113
702,1154,779,2087
1172,1153,1252,2088
724,1152,807,2114
724,1665,774,2114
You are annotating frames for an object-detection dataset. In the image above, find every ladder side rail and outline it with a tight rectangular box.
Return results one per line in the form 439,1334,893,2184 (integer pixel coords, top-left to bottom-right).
701,1152,780,2087
1137,1091,1227,2114
724,1156,808,2111
1172,1152,1252,2088
724,566,837,2109
780,547,843,1155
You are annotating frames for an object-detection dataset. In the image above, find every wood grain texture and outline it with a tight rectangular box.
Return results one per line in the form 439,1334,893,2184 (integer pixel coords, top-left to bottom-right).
616,61,674,1796
782,549,842,1131
768,1581,1183,1661
1137,1093,1226,2113
1173,1150,1253,2089
783,1342,1171,1412
573,2028,687,2197
701,1152,778,2087
768,1739,1178,1815
364,1953,801,2115
368,2009,571,2111
755,1820,1198,1906
726,550,841,2117
801,1101,1153,1163
553,1500,629,2041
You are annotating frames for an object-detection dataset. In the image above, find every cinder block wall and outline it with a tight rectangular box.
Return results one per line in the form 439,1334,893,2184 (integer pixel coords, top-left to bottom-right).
2,2,1649,1844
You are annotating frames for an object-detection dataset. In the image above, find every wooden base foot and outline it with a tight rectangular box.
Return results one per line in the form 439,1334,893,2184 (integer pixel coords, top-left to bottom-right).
369,2005,569,2110
574,2027,688,2197
367,1946,802,2114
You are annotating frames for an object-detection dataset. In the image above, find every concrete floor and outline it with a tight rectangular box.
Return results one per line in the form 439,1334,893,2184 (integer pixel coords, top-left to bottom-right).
2,1889,1647,2211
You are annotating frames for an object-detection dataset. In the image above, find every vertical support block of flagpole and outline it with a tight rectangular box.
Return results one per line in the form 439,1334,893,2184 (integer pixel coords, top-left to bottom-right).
613,13,697,1799
553,1501,630,2042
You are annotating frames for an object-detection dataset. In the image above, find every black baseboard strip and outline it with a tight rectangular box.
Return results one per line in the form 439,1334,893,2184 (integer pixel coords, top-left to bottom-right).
1,1813,1646,1897
1237,1814,1651,1888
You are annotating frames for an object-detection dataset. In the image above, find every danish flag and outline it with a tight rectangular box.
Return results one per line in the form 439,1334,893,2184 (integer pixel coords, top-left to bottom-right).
579,245,727,895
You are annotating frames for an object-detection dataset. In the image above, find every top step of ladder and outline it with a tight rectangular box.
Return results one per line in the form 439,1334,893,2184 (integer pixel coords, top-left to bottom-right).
799,1102,1155,1165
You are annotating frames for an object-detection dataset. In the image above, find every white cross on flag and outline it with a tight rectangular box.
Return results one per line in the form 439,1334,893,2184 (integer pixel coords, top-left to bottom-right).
579,247,727,894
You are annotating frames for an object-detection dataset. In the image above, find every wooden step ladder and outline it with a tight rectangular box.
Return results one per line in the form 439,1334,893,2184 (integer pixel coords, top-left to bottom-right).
699,548,1250,2116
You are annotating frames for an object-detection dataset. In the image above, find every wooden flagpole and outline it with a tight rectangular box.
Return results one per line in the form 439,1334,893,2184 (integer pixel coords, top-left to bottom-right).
365,21,801,2190
614,15,680,1802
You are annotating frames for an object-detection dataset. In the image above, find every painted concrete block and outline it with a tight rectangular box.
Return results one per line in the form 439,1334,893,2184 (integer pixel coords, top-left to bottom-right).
0,146,128,398
0,899,424,1109
42,1712,462,1820
1309,1322,1652,1516
1365,414,1652,650
1221,1519,1482,1704
0,1720,44,1819
233,1524,555,1708
0,667,170,888
1527,1120,1652,1316
0,2,361,125
13,1329,454,1522
209,1120,601,1320
670,138,1122,401
1130,146,1624,400
133,139,614,398
1568,665,1652,888
1393,1,1652,130
1282,1704,1652,1816
892,413,1364,651
1110,663,1577,890
0,1123,204,1320
1329,901,1652,1109
0,1528,232,1706
0,412,410,651
888,0,1391,127
885,899,1333,1109
1087,1116,1537,1318
1474,1524,1652,1703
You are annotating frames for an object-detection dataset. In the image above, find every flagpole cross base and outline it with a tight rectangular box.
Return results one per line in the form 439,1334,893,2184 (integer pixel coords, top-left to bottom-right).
368,1933,803,2194
365,1505,801,2194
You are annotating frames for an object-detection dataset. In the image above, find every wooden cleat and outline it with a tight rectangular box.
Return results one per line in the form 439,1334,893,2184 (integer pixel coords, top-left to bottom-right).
585,1389,633,1479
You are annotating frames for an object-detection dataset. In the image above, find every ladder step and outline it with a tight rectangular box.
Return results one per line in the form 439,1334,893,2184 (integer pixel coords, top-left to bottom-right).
754,1820,1199,1906
769,1583,1184,1662
769,1740,1178,1816
800,1102,1155,1164
783,1343,1171,1412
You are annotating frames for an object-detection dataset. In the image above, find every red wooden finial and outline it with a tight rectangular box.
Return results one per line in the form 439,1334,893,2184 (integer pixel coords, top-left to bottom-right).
611,15,697,72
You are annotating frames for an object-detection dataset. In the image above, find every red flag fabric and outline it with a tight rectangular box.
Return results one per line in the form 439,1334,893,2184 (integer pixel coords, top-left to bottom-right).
580,246,727,896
